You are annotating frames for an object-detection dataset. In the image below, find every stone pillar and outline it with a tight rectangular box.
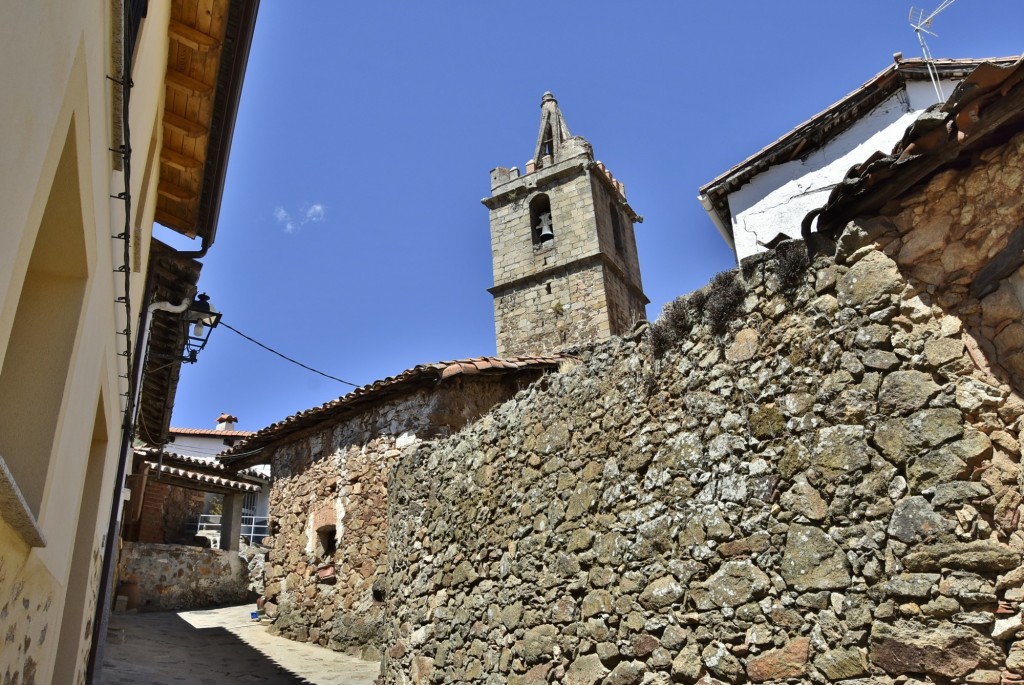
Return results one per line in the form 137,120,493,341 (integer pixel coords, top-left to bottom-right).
220,492,243,552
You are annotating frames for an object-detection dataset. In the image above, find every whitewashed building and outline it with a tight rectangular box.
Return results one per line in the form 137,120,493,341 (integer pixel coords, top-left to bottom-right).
699,56,1017,262
166,413,271,544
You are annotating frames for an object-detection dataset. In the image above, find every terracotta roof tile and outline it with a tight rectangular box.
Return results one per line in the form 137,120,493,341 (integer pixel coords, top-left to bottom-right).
137,450,260,493
160,451,227,470
220,355,563,465
807,57,1024,240
168,427,255,438
145,462,260,492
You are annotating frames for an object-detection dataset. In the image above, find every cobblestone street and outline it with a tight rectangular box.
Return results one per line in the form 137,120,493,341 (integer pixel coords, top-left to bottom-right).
100,605,380,685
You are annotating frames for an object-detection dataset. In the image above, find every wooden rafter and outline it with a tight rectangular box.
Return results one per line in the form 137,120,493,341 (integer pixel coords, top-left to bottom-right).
166,68,212,95
158,180,198,202
160,148,203,170
163,111,207,137
169,19,220,50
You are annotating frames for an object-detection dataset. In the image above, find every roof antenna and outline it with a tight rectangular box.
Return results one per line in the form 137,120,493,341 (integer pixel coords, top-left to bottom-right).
909,0,958,103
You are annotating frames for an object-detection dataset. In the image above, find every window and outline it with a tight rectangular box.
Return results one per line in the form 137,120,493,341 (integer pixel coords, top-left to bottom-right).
53,395,108,683
0,123,88,517
316,525,337,560
242,491,257,517
610,202,624,253
541,124,554,159
530,194,553,246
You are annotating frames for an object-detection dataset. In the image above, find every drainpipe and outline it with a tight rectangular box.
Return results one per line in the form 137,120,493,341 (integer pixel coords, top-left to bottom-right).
698,192,737,261
169,234,211,260
85,291,193,683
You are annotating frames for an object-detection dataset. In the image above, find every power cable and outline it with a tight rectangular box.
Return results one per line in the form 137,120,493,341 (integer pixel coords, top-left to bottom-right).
218,320,358,387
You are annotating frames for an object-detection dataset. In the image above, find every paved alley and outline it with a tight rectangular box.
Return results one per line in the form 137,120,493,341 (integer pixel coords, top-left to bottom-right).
100,604,381,685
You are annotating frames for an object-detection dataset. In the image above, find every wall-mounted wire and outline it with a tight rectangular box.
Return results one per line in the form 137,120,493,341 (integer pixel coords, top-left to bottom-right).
218,320,358,387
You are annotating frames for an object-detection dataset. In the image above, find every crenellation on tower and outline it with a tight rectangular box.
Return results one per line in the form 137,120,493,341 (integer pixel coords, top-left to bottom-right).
483,92,648,357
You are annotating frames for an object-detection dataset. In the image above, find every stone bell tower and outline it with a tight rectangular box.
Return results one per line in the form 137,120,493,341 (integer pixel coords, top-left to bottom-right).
483,92,648,357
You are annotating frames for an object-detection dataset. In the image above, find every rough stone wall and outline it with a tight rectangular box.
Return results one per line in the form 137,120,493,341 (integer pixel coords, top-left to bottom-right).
602,262,648,342
381,133,1024,685
264,429,397,659
261,376,541,659
887,133,1024,391
116,541,249,611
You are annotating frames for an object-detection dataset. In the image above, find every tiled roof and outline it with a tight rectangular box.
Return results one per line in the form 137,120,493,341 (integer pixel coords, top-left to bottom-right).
137,449,260,493
220,355,563,464
699,57,1020,243
159,451,227,470
168,427,255,438
806,56,1024,240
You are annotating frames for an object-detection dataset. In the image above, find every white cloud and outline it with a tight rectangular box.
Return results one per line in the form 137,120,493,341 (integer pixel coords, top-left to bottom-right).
274,206,296,232
305,203,325,222
274,202,326,233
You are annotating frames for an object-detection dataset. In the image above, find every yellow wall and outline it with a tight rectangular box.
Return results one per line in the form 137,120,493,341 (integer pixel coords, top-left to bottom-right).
0,2,173,682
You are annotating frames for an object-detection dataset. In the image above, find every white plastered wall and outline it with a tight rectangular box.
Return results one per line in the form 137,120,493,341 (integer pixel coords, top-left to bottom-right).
727,80,960,262
0,2,173,682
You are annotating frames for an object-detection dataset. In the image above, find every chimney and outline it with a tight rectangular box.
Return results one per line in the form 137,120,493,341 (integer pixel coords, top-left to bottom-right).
216,413,238,431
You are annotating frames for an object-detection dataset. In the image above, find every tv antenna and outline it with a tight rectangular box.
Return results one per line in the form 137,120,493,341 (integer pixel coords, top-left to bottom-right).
909,0,958,103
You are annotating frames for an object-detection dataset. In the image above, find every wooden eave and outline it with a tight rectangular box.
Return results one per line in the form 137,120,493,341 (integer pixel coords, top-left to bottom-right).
156,0,258,243
136,241,202,446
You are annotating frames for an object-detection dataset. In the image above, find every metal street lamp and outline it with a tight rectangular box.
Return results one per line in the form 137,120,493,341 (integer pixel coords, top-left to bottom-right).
183,292,221,363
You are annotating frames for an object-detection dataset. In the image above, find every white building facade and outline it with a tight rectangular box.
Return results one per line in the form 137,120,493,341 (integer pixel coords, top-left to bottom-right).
700,58,1015,262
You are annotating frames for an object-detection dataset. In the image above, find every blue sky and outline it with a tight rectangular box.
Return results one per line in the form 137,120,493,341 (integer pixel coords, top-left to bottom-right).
163,1,1024,431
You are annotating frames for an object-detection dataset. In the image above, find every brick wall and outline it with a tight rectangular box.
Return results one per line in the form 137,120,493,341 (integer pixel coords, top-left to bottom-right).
137,481,170,543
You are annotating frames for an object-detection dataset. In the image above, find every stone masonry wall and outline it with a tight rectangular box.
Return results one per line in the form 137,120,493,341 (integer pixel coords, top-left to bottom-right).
590,175,642,292
381,133,1024,684
117,541,249,611
488,166,599,290
488,161,645,358
602,262,648,343
494,262,609,358
262,376,544,659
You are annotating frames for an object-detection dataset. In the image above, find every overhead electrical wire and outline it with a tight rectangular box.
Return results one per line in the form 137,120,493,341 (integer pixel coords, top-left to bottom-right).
218,320,358,387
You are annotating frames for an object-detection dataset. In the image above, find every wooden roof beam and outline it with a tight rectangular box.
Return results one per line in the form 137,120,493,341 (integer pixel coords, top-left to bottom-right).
169,19,221,51
155,207,196,237
158,180,198,202
164,111,207,138
160,148,203,170
166,68,213,95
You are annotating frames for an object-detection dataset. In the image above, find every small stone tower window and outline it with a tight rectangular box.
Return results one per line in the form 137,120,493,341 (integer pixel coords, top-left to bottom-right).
541,124,554,160
530,194,554,245
609,202,624,253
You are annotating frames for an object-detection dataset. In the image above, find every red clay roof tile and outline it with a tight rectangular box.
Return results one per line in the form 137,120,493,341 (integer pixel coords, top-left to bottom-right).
220,355,563,465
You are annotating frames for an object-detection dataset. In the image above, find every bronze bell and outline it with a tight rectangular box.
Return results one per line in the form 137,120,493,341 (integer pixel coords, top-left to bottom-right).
538,212,554,242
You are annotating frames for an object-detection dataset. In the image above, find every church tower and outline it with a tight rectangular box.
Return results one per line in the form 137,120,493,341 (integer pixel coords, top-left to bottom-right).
483,92,648,357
